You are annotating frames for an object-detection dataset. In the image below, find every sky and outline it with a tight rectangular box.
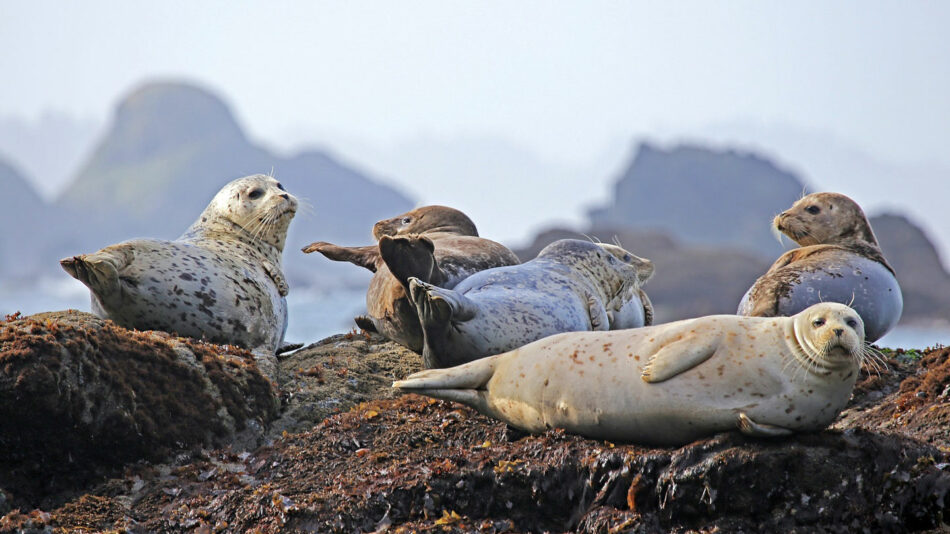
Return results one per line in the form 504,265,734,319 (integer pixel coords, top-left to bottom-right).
1,1,948,254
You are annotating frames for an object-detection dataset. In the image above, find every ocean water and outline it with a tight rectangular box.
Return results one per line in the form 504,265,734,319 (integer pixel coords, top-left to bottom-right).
2,277,948,350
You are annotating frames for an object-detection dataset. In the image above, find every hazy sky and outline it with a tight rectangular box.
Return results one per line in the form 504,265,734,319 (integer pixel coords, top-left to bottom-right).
2,1,948,167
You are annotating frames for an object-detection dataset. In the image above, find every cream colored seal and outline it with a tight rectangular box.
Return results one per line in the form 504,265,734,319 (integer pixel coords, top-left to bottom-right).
739,192,902,342
60,174,297,379
395,302,868,445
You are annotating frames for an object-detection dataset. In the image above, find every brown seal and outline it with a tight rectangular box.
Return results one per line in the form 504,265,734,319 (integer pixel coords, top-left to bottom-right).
738,192,902,342
302,205,520,351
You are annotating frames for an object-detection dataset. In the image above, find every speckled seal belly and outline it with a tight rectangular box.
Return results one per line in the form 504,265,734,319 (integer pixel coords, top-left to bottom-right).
395,302,867,446
408,239,654,368
60,174,297,376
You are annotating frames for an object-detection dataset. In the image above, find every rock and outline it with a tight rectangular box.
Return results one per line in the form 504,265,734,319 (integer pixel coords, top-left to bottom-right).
269,331,422,438
0,310,278,507
4,329,950,532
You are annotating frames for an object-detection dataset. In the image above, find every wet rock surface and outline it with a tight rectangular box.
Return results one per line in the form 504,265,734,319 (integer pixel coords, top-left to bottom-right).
0,312,948,532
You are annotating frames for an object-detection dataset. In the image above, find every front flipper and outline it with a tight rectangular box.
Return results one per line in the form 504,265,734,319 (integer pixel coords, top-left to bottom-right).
302,242,381,273
587,291,609,331
379,235,444,289
640,289,654,326
641,334,720,383
261,259,290,296
737,413,793,438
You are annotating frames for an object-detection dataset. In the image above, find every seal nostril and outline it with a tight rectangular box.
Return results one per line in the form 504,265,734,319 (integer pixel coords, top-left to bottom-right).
281,193,289,200
834,328,843,336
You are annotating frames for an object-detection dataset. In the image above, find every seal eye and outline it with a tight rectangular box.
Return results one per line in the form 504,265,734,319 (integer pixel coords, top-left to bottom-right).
276,182,285,191
248,189,264,200
805,205,821,215
401,217,411,225
623,254,632,262
846,318,858,328
812,318,825,327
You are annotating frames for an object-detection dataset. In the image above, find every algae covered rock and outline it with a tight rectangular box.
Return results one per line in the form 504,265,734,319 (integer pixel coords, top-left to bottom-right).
0,310,278,505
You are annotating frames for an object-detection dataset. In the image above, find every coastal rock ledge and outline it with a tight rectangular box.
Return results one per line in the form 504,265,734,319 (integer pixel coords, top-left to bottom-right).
0,310,949,532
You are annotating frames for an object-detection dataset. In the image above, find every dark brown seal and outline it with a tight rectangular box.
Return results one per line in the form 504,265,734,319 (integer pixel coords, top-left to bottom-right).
302,205,519,351
738,192,902,342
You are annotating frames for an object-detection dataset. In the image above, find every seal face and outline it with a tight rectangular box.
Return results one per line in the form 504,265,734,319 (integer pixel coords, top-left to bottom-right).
408,239,655,369
302,205,519,351
60,174,297,376
395,302,867,446
739,192,902,342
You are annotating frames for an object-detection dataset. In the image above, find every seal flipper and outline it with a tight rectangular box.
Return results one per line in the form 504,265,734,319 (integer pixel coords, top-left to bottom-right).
587,291,609,331
641,334,720,383
393,356,498,413
640,289,654,326
354,315,379,333
737,413,793,438
379,235,445,288
60,246,133,301
302,242,380,273
409,277,478,368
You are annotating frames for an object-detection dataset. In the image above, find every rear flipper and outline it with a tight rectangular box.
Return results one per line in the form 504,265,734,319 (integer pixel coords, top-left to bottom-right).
393,356,498,413
302,242,380,273
60,246,131,301
737,413,793,438
409,277,478,368
379,235,445,289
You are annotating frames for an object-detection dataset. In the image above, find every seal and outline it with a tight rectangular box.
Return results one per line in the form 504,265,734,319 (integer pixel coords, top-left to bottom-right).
408,239,655,369
302,205,520,351
395,302,868,445
738,192,902,342
60,174,297,379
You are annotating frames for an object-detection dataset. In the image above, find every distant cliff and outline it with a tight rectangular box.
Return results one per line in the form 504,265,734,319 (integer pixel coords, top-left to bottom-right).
589,143,805,257
0,158,53,279
51,81,415,286
872,213,950,322
523,143,950,326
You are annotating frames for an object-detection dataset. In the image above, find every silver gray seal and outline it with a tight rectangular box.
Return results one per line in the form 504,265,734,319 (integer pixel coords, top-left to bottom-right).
408,239,654,368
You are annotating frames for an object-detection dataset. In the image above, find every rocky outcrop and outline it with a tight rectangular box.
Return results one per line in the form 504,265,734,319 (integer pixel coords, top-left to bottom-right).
588,143,805,257
872,213,950,323
52,80,414,287
12,345,950,533
2,313,949,532
0,311,278,507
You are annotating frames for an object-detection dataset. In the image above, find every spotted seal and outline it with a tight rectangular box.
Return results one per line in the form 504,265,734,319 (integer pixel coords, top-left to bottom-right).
738,192,902,342
60,174,296,378
408,239,655,369
302,205,519,351
395,302,868,445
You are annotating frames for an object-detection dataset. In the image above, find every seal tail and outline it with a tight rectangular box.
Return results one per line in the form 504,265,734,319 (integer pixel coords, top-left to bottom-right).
393,356,498,412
